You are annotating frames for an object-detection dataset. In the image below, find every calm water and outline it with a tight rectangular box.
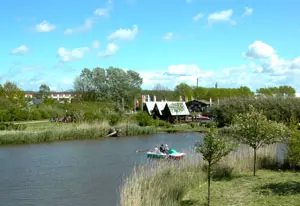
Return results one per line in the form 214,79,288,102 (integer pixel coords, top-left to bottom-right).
0,132,202,206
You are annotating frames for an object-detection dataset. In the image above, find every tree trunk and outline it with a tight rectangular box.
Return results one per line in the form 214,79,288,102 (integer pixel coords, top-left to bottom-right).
207,163,211,206
253,147,257,176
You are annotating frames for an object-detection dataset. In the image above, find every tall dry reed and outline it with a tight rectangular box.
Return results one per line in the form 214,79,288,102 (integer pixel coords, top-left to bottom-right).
0,121,156,145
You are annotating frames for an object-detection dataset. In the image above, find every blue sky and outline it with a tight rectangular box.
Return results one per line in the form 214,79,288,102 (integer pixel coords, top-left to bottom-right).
1,0,300,93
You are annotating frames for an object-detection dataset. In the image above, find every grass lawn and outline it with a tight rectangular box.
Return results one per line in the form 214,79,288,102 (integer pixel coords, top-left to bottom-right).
182,170,300,206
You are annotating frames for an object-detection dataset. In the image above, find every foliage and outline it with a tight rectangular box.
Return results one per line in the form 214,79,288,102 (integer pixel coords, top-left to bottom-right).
74,67,143,109
38,84,51,99
108,114,123,126
229,105,288,176
175,83,193,101
257,85,296,97
286,115,300,170
0,123,27,131
132,112,154,126
195,128,234,206
210,96,300,126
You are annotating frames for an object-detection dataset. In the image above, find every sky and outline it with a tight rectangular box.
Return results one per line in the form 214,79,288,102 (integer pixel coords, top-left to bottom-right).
1,0,300,93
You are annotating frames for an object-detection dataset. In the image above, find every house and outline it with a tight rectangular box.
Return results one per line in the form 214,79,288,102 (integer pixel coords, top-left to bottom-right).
143,102,156,115
49,92,73,101
185,99,212,113
24,93,34,98
152,102,167,119
161,102,191,123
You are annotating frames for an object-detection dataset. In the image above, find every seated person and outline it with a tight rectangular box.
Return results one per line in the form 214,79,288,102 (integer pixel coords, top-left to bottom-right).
159,144,165,153
164,144,170,153
154,145,160,153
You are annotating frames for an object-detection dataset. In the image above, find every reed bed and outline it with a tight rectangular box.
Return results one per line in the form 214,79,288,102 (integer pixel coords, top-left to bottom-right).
120,144,282,206
0,121,156,145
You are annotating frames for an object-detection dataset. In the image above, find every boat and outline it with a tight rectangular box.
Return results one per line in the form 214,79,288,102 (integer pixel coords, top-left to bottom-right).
146,149,186,160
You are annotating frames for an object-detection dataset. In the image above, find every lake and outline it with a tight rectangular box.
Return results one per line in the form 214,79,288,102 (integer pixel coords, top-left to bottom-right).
0,132,203,206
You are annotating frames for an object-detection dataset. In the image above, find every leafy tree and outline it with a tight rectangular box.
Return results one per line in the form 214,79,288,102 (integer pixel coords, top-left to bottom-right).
175,83,193,101
256,85,296,97
2,81,24,105
74,67,143,109
286,115,300,171
38,84,50,99
230,105,287,176
195,128,234,206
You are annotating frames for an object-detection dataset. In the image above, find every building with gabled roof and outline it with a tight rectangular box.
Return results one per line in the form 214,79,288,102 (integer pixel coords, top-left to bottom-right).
161,102,191,123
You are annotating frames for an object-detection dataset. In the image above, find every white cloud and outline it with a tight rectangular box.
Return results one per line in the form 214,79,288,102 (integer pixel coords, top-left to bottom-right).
107,25,138,41
21,66,43,72
60,77,74,85
140,64,214,90
243,7,253,16
243,41,276,59
64,18,94,35
193,13,204,22
92,40,100,49
11,45,29,55
98,43,118,57
208,9,236,25
94,8,109,17
94,0,113,17
35,21,56,32
57,47,90,62
163,32,173,40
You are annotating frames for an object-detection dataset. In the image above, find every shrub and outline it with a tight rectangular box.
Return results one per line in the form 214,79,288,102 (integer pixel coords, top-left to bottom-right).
210,96,300,126
133,112,154,127
108,114,123,126
189,122,196,128
0,123,27,131
83,111,94,121
30,110,42,120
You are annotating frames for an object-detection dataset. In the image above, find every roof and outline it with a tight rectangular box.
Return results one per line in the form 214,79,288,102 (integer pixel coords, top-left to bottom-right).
155,102,167,115
186,99,211,105
144,102,156,115
165,102,190,116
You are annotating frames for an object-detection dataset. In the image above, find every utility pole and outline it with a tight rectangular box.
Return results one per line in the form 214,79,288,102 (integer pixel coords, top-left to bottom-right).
197,78,199,88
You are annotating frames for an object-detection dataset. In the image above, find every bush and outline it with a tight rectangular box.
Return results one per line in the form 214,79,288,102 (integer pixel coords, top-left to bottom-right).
30,110,42,120
189,122,196,128
108,114,123,126
133,112,154,127
210,96,300,126
0,123,27,131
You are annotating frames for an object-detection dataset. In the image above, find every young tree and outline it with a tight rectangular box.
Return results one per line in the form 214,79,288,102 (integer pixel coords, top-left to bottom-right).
195,128,234,206
231,105,287,176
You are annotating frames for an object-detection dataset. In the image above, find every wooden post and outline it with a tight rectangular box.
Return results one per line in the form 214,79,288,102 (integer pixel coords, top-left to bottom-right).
134,97,136,112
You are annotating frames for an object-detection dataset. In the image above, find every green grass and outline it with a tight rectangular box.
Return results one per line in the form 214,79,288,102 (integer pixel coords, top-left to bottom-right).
157,124,210,133
183,170,300,206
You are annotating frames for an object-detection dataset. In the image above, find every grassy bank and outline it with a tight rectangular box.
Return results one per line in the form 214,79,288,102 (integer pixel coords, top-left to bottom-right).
157,124,210,133
120,144,297,206
0,121,156,145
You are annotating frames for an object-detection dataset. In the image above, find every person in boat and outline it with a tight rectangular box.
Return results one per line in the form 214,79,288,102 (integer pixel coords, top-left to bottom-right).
154,145,160,154
164,144,170,154
159,144,165,153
